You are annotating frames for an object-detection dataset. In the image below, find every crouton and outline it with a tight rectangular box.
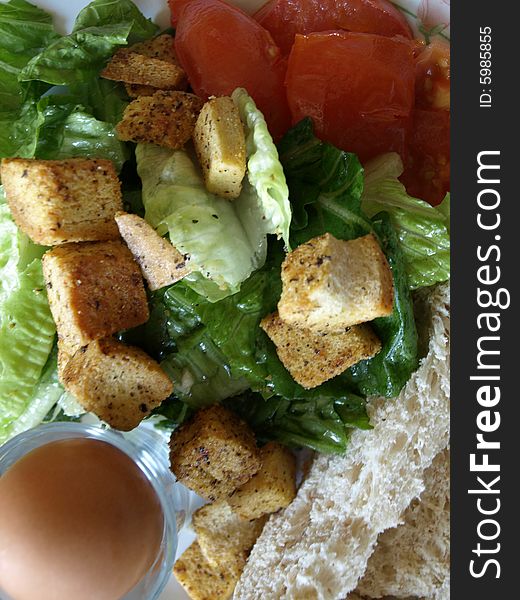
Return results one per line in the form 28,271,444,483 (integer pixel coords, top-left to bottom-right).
193,96,246,199
42,241,149,346
0,158,122,245
124,83,161,98
61,338,173,431
173,542,239,600
101,34,187,90
228,442,296,520
192,501,267,570
278,233,394,332
116,91,203,149
260,312,381,389
115,212,190,290
57,338,83,383
169,405,261,502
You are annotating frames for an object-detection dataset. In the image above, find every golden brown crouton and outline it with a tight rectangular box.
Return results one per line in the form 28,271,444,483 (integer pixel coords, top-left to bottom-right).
57,338,83,383
228,442,296,520
116,91,203,149
42,241,149,346
62,338,173,431
193,97,246,199
192,501,266,570
101,34,187,90
261,312,381,389
124,83,161,98
169,405,261,502
173,542,239,600
115,212,190,290
278,233,394,333
0,158,122,245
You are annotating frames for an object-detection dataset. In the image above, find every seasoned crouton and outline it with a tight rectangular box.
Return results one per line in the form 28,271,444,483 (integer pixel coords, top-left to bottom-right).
116,91,203,149
260,312,381,389
169,405,261,502
0,158,122,245
115,212,190,290
192,501,266,570
174,541,239,600
57,338,83,383
193,97,246,199
62,338,172,431
101,35,187,90
278,233,394,332
124,83,161,98
228,442,296,520
42,241,149,346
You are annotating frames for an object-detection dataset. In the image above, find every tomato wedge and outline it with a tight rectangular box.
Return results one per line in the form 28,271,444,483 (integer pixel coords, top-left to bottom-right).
400,109,450,206
170,0,291,139
255,0,412,55
286,32,415,162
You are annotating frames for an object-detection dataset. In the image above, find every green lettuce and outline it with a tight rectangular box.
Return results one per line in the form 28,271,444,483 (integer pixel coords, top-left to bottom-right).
361,153,450,290
232,88,292,248
0,0,59,158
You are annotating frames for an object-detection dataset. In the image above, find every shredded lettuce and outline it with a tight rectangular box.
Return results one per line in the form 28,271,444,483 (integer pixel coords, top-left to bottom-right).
362,153,450,290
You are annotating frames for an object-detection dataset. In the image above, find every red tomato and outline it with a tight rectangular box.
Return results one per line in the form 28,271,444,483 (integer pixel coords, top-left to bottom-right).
415,39,450,110
400,109,450,206
170,0,291,139
255,0,412,55
286,32,415,162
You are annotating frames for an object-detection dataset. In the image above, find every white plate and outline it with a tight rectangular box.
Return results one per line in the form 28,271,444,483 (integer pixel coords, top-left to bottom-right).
28,1,448,598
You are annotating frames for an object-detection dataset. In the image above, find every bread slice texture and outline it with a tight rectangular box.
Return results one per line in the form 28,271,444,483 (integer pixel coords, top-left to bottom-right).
354,448,450,600
0,158,122,245
61,338,172,431
42,241,148,346
278,233,394,333
115,212,190,290
192,501,266,570
116,91,203,149
261,312,381,389
193,96,246,199
173,541,239,600
234,283,450,600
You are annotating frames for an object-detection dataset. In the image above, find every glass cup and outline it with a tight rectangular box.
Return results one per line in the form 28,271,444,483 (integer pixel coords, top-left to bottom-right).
0,422,194,600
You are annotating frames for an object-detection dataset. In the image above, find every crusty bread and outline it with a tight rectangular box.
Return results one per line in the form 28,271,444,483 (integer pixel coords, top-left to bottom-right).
192,501,267,570
170,405,261,502
228,442,297,520
173,541,239,600
0,158,122,245
278,233,394,333
116,91,203,149
193,96,246,199
61,337,172,431
102,35,186,90
235,283,450,599
42,241,148,346
260,312,381,389
115,212,190,290
354,448,450,600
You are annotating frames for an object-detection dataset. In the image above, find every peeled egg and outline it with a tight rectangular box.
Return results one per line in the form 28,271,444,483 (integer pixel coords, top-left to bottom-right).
0,438,164,600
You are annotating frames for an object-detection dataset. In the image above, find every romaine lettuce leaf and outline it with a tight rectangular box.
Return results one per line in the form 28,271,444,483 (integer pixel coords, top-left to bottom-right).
228,392,369,454
35,96,128,170
232,88,292,248
362,153,450,290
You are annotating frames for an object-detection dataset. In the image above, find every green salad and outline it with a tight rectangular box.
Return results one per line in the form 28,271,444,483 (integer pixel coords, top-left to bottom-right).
0,0,450,452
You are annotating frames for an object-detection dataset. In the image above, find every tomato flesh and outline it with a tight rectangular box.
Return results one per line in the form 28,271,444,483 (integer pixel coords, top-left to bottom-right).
400,109,450,206
415,39,450,110
286,32,415,162
171,0,291,139
255,0,412,55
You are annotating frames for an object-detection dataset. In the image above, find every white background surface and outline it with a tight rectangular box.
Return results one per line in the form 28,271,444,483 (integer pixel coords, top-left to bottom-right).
25,0,442,597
